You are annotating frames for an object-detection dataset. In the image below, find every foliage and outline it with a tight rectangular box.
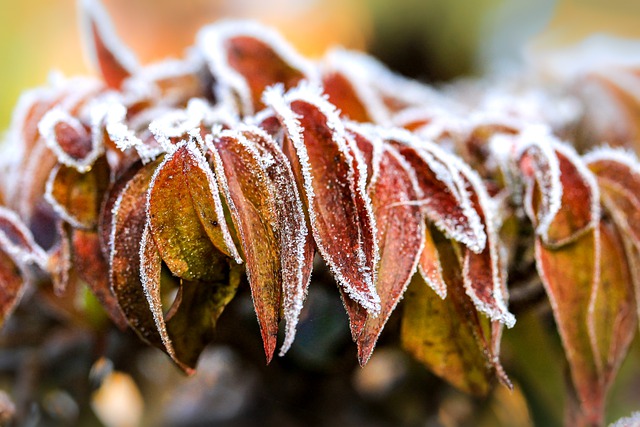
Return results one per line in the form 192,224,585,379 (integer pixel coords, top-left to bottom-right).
1,0,639,425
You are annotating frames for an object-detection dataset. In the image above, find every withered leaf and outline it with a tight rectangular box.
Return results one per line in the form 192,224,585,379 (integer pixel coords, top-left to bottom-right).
45,157,110,230
401,237,495,397
0,248,25,327
265,87,380,314
323,71,372,123
344,143,424,365
536,229,604,425
0,206,48,268
210,131,283,362
418,225,447,299
147,143,237,282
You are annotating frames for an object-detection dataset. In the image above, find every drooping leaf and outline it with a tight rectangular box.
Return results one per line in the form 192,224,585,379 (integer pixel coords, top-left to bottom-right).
343,142,424,365
0,248,25,327
147,143,238,282
80,0,138,88
536,229,604,425
139,223,241,373
109,159,163,345
401,236,495,397
72,229,128,329
209,131,283,362
239,126,315,356
587,218,637,390
198,22,312,115
264,85,380,315
45,157,110,229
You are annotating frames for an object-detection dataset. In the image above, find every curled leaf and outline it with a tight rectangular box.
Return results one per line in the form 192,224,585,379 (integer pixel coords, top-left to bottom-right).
0,248,25,327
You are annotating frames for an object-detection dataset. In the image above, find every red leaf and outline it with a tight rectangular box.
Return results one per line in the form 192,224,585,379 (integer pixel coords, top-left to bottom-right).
80,0,137,88
210,131,284,362
265,86,380,314
198,22,312,115
0,248,25,327
72,229,128,329
343,140,424,365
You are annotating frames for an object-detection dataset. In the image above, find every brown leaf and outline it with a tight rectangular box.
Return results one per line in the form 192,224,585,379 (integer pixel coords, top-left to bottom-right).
81,0,137,88
536,229,604,425
109,159,163,346
344,143,424,365
209,131,283,362
0,248,25,327
401,236,494,397
0,206,47,268
45,157,110,230
323,71,373,123
418,225,447,298
265,87,380,314
147,143,238,282
72,229,128,329
239,127,314,356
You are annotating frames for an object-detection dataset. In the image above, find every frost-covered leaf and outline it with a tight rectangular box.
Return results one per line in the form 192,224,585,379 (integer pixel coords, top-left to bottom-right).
239,126,314,356
390,132,486,254
0,206,47,268
401,236,496,397
140,224,241,373
197,21,313,115
343,142,424,365
80,0,138,88
147,143,238,281
588,218,637,391
418,225,447,299
38,108,103,172
209,131,283,362
72,229,128,329
536,229,604,425
45,157,110,230
264,85,380,315
524,142,599,247
109,159,163,345
0,248,25,327
455,160,515,328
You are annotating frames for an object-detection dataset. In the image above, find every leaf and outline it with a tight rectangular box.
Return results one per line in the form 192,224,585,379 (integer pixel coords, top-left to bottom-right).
0,248,25,327
322,71,376,123
401,236,494,397
418,225,447,298
525,143,599,247
147,143,239,282
140,223,241,373
264,85,380,315
45,157,110,229
535,229,604,425
239,127,315,356
391,135,486,254
197,22,312,115
209,131,283,362
587,218,637,389
343,142,424,365
72,229,128,329
109,159,163,346
0,206,48,268
80,0,138,88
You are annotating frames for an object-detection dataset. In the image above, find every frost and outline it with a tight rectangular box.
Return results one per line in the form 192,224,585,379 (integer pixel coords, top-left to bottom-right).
196,20,317,116
609,411,640,427
0,206,47,269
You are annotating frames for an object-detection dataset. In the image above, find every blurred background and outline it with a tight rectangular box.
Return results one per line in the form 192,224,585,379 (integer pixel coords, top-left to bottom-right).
1,1,640,426
2,0,640,130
